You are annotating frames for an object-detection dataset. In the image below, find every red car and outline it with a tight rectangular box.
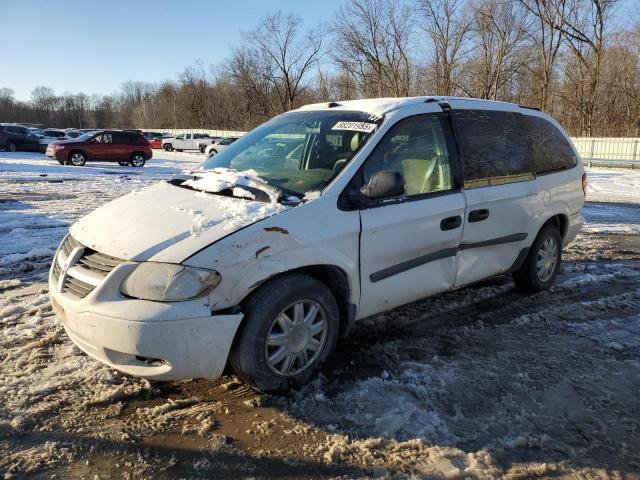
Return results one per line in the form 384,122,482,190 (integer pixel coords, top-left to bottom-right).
143,131,164,149
46,130,153,167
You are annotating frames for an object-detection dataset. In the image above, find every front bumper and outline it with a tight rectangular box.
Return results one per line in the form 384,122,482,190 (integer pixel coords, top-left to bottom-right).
48,242,243,380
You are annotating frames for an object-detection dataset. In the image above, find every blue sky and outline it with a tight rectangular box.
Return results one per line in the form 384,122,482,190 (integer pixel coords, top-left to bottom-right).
0,0,343,101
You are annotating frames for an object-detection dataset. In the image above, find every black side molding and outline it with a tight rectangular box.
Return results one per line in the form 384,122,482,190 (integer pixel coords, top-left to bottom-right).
369,233,528,283
459,233,527,250
370,247,458,283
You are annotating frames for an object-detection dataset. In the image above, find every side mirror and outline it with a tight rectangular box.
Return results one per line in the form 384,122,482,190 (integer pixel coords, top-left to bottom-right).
360,170,405,200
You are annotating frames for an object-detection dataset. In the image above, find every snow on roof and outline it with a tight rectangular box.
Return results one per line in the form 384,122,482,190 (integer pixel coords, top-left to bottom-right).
296,96,525,116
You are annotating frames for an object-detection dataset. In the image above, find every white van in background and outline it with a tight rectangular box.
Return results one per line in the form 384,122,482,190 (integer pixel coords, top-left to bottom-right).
49,97,585,392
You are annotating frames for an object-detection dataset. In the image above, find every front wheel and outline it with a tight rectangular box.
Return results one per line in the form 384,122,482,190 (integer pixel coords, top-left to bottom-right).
229,274,339,393
68,151,86,166
513,224,562,292
163,144,173,151
199,145,206,153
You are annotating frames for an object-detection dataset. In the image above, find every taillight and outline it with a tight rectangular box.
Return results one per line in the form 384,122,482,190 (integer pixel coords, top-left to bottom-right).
581,173,587,196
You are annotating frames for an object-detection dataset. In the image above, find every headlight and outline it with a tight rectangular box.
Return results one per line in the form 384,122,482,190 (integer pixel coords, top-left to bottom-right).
121,263,220,302
54,144,65,149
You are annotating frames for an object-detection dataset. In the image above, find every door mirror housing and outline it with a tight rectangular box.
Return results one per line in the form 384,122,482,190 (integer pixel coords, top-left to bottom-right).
360,170,406,200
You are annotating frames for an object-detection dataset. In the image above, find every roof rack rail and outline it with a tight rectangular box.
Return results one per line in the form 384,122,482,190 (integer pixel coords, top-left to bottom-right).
438,100,451,112
518,104,541,111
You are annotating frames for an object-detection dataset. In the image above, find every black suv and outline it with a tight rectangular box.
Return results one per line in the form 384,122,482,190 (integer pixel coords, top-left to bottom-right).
0,124,41,152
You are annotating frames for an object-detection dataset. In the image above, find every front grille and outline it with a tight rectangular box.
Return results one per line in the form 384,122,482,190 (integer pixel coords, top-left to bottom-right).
54,235,125,299
77,250,123,275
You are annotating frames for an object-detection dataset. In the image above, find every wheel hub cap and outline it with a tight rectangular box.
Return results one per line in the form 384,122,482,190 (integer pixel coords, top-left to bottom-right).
265,300,327,377
536,236,558,282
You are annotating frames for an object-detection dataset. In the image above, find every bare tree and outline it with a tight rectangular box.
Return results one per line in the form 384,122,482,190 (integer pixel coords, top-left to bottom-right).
518,0,568,111
243,11,325,112
419,0,473,95
466,0,529,100
546,0,617,135
333,0,415,97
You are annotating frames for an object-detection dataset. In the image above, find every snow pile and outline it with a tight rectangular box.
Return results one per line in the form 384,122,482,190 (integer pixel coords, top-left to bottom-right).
582,202,640,234
182,168,265,196
586,167,640,203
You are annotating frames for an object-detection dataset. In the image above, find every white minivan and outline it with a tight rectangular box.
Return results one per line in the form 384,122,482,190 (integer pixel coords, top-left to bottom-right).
49,97,585,392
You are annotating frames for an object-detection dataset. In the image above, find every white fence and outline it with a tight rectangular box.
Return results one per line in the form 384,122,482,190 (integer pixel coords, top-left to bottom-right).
571,137,640,168
145,128,247,137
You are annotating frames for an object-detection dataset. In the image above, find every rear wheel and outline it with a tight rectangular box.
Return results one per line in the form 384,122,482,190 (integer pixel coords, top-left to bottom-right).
130,153,145,167
163,143,173,151
513,224,562,292
68,151,86,166
199,145,206,153
229,274,339,393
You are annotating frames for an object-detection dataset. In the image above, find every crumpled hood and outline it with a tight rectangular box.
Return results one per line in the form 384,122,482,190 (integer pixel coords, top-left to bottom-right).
70,181,290,262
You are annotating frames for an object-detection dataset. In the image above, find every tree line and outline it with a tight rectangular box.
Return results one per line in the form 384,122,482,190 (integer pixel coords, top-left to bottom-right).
1,0,638,137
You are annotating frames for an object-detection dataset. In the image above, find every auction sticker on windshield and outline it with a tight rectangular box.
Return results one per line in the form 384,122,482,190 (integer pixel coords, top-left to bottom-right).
331,121,377,133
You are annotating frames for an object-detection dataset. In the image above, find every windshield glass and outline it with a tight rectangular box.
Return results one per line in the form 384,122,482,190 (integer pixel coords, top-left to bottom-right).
200,110,380,195
76,132,97,141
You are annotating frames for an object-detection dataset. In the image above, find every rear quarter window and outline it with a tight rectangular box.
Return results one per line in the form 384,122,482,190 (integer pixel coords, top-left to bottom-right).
452,109,534,188
523,115,577,174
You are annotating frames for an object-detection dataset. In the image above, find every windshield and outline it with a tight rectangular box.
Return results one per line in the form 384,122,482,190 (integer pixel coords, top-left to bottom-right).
76,132,97,141
200,110,380,195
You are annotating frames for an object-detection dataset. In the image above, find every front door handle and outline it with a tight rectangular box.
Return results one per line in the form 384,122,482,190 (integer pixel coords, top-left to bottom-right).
468,209,490,223
440,215,462,231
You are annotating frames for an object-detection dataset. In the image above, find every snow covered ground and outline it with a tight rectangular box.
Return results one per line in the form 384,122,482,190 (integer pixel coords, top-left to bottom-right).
1,153,640,478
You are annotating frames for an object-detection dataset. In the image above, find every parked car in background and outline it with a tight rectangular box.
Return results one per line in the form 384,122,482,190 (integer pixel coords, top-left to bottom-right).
0,124,41,151
45,130,152,167
162,133,219,152
47,97,585,392
65,130,83,139
38,129,71,152
142,131,164,149
204,136,239,158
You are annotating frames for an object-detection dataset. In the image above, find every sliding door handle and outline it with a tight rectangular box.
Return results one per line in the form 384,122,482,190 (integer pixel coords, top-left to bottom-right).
468,209,490,222
440,215,462,231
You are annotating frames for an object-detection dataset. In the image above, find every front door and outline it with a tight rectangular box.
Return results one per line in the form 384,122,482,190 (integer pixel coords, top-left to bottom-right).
88,132,114,160
356,113,465,318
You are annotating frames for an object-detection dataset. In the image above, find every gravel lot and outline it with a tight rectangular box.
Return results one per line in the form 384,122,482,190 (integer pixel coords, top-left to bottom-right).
1,152,639,479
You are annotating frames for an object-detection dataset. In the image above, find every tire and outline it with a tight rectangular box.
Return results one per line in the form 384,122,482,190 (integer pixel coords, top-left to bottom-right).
513,224,562,292
57,159,64,165
199,145,206,153
207,149,217,159
68,151,86,167
118,161,129,166
229,273,339,393
163,143,173,151
129,153,145,167
8,142,16,152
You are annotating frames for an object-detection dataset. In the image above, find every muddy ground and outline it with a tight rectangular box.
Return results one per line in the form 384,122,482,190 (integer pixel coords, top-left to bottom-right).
1,168,640,479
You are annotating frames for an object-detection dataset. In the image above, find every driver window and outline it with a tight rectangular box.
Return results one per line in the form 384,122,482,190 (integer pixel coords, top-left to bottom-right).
362,115,453,197
185,134,192,140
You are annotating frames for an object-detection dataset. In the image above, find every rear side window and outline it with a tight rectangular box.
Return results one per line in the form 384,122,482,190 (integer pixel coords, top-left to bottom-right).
523,116,577,174
452,110,533,188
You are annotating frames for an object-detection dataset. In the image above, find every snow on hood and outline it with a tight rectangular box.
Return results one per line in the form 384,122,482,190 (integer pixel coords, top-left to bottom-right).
69,179,289,263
